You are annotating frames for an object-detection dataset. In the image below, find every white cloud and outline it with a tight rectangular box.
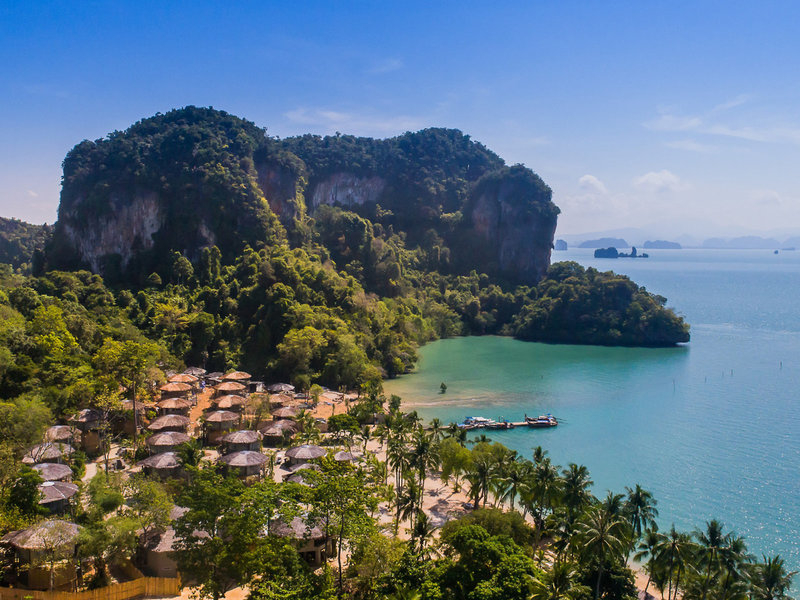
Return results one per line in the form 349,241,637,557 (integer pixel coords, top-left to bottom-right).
644,113,702,132
645,96,800,146
26,190,38,198
633,170,687,193
578,174,608,195
367,58,404,74
284,107,427,135
711,94,752,113
750,189,782,207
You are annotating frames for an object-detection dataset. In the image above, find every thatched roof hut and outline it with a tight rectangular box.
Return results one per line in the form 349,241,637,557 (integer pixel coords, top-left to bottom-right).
222,371,251,382
285,444,326,465
139,452,183,478
213,394,246,411
218,450,267,477
159,382,192,399
148,414,190,432
271,406,298,420
38,482,79,513
267,383,295,394
205,410,239,424
69,408,101,432
44,425,78,443
268,393,293,409
220,429,261,452
147,431,191,453
32,463,73,482
168,373,199,385
334,450,362,463
156,397,192,416
214,381,246,397
184,367,207,377
22,443,75,465
259,420,298,446
2,519,80,551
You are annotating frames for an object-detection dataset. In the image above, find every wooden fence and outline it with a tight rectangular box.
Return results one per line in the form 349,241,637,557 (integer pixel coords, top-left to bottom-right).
0,577,181,600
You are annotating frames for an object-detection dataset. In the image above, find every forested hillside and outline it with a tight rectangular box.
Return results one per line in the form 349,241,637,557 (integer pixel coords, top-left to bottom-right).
0,107,690,419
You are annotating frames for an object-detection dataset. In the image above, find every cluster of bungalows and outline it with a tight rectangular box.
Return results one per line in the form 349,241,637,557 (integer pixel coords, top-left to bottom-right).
2,367,356,591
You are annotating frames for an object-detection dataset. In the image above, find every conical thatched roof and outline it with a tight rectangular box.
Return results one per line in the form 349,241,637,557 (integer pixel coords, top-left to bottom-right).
334,450,362,462
139,452,182,470
214,395,246,410
205,410,239,423
222,371,251,381
221,430,261,444
2,519,80,550
70,408,101,424
271,406,298,419
32,463,73,482
157,397,192,410
38,481,79,504
44,425,78,443
215,381,246,393
271,516,323,539
285,444,326,460
184,367,207,377
22,443,75,464
168,373,199,384
267,383,295,393
159,382,192,394
148,414,190,431
218,450,267,467
260,420,298,437
147,431,191,447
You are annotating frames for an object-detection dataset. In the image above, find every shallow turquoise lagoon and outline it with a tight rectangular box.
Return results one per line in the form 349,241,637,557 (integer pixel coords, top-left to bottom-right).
385,248,800,568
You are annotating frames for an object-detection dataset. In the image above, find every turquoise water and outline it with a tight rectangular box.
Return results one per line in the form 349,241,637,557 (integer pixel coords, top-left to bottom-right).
385,248,800,568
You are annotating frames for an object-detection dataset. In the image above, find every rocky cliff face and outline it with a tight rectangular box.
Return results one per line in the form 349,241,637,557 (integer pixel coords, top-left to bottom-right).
58,190,163,273
256,162,304,222
470,185,557,281
309,173,386,210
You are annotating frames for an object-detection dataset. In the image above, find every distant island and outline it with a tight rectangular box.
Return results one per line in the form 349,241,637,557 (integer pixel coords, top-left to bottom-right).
643,240,681,249
579,237,629,248
554,239,568,250
594,246,649,259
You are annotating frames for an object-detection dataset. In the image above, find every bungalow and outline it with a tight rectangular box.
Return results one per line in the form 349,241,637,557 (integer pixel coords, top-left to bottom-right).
1,519,81,590
270,516,331,568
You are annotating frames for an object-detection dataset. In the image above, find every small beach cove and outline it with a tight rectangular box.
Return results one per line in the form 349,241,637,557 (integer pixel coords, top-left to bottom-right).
386,248,800,571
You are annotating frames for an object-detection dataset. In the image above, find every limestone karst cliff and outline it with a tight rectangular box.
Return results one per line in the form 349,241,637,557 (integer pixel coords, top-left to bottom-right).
46,106,559,285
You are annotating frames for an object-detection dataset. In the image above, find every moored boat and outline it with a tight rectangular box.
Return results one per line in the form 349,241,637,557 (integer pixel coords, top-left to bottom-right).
525,414,558,428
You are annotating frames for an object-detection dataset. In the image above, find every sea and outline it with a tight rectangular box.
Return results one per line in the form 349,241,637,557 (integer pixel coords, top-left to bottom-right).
384,248,800,569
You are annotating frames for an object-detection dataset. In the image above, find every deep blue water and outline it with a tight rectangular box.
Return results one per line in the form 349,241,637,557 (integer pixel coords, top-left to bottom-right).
385,248,800,568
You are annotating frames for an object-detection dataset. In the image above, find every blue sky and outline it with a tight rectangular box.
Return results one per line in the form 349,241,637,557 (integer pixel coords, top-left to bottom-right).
3,1,800,238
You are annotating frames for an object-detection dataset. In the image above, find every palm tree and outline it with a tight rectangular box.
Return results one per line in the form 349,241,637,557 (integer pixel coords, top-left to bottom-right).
624,484,659,547
530,458,562,529
532,445,549,464
429,418,443,442
411,509,436,554
530,561,587,600
749,555,796,600
465,454,493,508
654,525,695,600
717,535,751,600
561,463,593,524
600,491,625,517
634,529,664,595
574,506,629,600
396,479,420,532
410,429,438,497
695,519,729,600
499,459,529,511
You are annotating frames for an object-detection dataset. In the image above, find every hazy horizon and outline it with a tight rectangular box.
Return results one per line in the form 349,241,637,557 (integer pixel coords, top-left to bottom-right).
3,2,800,239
